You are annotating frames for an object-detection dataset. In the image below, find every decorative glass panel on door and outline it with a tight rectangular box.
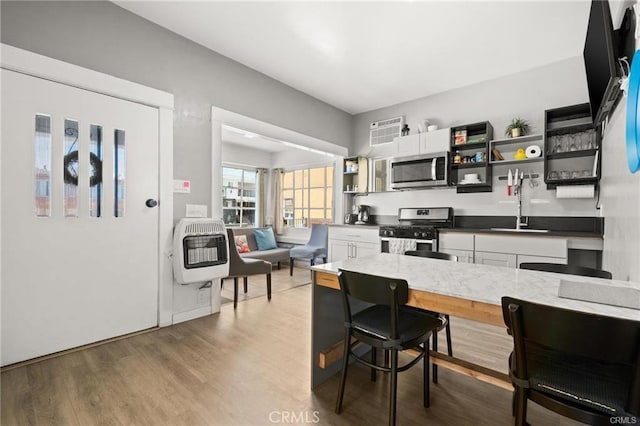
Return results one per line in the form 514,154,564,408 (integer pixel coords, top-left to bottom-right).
114,129,126,217
63,119,79,217
34,114,52,217
89,125,103,217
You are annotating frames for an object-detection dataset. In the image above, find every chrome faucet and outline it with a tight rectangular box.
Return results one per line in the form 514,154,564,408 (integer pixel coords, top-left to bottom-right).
513,173,528,230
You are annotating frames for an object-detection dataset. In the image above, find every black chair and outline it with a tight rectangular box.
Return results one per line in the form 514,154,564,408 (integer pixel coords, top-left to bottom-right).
335,269,445,426
519,262,612,279
502,296,640,426
404,250,456,383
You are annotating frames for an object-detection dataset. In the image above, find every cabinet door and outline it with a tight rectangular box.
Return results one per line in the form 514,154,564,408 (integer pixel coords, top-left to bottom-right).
439,232,474,251
440,249,473,263
475,251,517,268
395,134,420,156
329,240,350,262
369,158,392,193
354,241,380,259
420,128,451,154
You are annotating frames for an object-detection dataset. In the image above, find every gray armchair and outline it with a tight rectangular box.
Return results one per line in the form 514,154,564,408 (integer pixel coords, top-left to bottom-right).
289,224,328,276
227,229,272,309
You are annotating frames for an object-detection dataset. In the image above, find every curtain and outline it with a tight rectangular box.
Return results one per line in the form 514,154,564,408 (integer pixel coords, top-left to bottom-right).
272,168,284,234
257,168,267,227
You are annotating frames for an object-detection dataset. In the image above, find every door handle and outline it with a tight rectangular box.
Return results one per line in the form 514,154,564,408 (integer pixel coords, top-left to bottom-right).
431,158,437,180
145,198,158,208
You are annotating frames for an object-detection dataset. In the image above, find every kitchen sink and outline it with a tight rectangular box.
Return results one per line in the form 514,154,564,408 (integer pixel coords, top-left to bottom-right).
490,228,550,233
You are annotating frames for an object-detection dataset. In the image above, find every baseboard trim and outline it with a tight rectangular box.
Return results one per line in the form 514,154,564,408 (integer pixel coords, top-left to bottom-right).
0,327,158,372
172,306,214,324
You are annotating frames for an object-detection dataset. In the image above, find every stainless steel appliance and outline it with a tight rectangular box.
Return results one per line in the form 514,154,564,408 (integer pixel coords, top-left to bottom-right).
344,213,358,224
356,204,371,224
390,152,449,189
380,207,453,253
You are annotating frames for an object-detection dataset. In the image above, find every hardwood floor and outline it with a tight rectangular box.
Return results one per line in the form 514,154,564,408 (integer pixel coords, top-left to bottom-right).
1,280,581,425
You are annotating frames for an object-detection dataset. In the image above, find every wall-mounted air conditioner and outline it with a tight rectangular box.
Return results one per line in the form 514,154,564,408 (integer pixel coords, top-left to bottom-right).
370,116,404,146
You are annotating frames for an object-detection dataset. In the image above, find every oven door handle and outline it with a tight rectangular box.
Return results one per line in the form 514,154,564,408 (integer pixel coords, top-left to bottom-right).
380,237,434,244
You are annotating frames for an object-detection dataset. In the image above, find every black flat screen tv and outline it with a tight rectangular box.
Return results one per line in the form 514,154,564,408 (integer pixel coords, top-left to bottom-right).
583,0,621,126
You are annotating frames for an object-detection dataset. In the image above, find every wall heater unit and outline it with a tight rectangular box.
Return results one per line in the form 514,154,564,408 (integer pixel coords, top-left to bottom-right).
173,218,229,285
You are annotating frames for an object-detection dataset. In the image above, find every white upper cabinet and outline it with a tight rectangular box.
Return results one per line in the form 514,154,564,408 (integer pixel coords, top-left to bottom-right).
395,134,421,156
421,128,451,154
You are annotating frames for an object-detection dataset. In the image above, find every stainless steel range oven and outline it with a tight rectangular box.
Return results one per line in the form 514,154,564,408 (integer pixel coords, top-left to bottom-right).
379,207,453,254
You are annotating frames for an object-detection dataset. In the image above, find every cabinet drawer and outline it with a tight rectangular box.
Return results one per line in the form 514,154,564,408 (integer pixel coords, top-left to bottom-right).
517,254,567,266
329,226,380,244
439,232,474,251
475,235,567,258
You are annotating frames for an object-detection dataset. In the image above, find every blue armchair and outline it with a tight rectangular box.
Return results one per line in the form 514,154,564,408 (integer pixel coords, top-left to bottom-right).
289,224,328,276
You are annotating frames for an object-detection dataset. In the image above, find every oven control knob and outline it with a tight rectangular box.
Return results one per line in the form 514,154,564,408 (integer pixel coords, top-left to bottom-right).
421,232,428,238
388,230,394,237
414,231,420,238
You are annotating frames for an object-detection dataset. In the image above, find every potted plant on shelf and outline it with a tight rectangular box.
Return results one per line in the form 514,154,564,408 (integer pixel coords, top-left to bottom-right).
505,117,530,138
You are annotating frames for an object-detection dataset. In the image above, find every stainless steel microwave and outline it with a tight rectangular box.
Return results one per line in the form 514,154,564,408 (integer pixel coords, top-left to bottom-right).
390,152,449,189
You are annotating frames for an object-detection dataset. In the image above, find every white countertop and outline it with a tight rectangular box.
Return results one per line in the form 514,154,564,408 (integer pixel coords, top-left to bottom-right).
311,253,640,322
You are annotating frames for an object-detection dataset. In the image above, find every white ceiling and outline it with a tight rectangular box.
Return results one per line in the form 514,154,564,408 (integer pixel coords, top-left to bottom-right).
115,1,591,115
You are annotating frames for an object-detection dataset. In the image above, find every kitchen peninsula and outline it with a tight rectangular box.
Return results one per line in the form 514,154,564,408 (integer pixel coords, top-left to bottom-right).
310,253,640,389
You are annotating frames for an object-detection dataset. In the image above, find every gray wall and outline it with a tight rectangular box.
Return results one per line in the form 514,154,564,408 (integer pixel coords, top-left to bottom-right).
352,57,599,217
0,0,352,317
0,1,352,223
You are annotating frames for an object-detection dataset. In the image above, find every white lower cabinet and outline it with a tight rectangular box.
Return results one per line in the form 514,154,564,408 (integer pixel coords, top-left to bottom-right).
438,231,568,269
439,233,474,263
329,226,380,262
475,251,518,268
439,248,474,263
516,254,567,267
329,240,351,262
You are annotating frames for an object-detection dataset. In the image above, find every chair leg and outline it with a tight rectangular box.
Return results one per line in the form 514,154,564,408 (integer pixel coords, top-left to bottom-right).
310,258,315,267
514,387,527,426
445,314,453,356
335,331,351,414
266,273,272,301
233,277,239,309
323,257,327,264
371,347,377,382
384,350,390,368
290,257,294,276
423,343,430,408
389,349,398,426
432,331,438,384
243,276,248,293
277,261,281,270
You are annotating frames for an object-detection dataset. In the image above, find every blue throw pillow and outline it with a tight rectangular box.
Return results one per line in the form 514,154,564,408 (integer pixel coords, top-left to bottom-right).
254,228,277,251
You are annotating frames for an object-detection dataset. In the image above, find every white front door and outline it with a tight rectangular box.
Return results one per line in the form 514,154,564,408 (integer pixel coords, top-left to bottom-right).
1,69,160,366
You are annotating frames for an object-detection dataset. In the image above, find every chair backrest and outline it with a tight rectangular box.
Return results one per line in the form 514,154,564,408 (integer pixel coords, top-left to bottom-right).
519,262,612,279
405,250,458,262
308,223,328,248
337,270,409,339
502,296,640,367
226,228,245,274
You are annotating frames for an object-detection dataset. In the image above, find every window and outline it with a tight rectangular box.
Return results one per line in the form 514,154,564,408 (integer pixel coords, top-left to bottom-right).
282,165,333,228
222,166,257,226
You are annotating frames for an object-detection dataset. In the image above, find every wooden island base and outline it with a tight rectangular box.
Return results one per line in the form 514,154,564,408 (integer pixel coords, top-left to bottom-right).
312,271,512,391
